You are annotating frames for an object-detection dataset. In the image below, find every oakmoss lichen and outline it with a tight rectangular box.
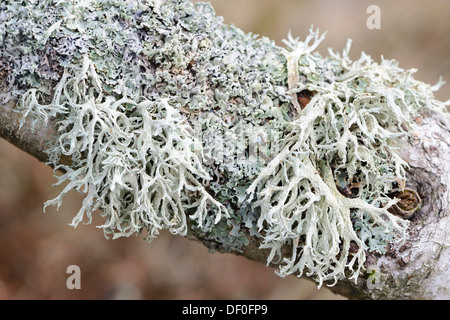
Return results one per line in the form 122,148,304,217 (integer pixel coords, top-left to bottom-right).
1,0,448,287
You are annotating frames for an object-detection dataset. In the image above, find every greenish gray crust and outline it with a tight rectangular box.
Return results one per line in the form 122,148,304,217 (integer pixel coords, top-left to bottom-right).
1,0,448,287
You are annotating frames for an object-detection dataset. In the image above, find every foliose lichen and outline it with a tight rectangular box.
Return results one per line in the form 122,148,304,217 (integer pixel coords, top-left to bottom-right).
1,0,448,287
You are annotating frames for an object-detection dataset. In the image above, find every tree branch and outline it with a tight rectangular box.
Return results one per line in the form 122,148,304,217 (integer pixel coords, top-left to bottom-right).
0,98,54,164
1,0,449,299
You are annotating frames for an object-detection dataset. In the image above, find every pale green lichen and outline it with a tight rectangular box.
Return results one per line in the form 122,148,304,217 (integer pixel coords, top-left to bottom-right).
1,0,448,287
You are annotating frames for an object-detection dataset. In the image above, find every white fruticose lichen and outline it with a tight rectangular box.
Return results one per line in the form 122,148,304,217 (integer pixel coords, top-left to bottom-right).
42,56,228,240
244,32,446,286
1,0,448,287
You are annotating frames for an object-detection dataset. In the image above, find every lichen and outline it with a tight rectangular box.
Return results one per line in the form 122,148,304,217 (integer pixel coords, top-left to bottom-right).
1,0,448,287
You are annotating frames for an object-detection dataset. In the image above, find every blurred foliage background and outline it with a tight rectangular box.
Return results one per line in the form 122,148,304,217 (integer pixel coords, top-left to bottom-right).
0,0,449,299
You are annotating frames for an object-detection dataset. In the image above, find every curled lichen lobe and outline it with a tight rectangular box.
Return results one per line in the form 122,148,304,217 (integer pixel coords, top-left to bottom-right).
1,0,448,287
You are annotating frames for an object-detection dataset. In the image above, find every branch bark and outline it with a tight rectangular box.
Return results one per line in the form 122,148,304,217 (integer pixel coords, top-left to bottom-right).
0,98,55,164
1,1,450,300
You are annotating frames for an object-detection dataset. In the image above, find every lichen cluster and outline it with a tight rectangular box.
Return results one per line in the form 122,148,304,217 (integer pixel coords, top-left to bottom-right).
1,0,447,286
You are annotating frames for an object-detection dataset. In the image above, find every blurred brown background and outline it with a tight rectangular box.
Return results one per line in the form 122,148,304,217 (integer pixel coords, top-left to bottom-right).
0,0,449,300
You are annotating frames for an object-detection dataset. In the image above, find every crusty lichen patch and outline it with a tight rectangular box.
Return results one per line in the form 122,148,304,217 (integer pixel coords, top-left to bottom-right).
1,0,447,287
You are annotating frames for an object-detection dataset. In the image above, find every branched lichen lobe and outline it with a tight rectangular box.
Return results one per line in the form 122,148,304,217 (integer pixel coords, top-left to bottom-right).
1,0,448,287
